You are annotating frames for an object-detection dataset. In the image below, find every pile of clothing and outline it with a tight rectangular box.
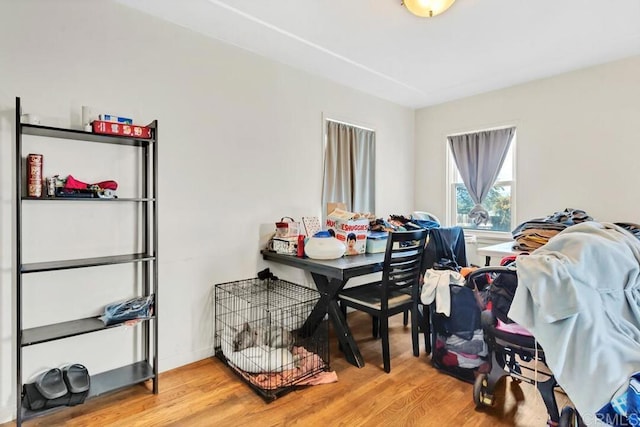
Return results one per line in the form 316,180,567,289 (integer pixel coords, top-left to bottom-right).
369,214,440,233
509,221,640,423
422,269,488,372
435,330,488,370
511,208,593,251
616,222,640,240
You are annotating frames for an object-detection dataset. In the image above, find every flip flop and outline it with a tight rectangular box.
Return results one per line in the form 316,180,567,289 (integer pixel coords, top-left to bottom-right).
62,364,90,393
34,368,68,400
63,364,90,406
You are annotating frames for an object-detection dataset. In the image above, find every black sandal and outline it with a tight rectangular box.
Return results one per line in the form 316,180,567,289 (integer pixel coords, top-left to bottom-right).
62,364,90,406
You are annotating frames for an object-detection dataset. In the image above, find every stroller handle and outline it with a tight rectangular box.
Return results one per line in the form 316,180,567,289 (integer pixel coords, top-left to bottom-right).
466,265,516,289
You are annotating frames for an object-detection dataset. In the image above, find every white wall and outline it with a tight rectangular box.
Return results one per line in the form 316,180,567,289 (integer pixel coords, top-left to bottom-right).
415,55,640,231
0,0,416,421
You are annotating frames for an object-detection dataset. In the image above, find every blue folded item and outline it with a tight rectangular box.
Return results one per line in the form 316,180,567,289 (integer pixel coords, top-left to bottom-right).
596,372,640,426
100,295,154,325
411,219,441,230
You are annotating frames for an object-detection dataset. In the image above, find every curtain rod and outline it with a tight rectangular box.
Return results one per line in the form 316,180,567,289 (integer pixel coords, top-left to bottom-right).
325,117,375,132
447,125,516,138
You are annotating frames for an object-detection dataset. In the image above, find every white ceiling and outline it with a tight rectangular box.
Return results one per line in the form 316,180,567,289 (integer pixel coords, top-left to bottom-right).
116,0,640,108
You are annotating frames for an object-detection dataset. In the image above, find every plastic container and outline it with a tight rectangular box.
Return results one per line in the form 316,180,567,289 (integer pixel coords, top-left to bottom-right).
366,231,389,253
304,231,346,260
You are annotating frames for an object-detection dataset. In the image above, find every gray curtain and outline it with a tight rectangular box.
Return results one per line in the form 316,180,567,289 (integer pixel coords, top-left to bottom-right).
448,127,515,225
322,120,375,216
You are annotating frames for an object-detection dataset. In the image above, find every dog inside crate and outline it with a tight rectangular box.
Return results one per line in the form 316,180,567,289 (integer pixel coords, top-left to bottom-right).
214,272,329,399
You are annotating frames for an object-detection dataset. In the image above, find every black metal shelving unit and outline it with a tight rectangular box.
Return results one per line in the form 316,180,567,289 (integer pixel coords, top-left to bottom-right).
14,97,159,425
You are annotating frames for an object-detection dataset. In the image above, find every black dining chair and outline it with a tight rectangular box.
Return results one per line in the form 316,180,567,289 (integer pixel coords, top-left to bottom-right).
338,229,428,373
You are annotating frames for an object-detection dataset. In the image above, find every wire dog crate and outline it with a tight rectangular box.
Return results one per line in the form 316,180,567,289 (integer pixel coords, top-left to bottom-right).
214,276,329,402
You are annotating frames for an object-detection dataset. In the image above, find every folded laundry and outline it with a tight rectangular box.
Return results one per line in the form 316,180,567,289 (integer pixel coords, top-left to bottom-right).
511,208,594,251
100,295,154,325
445,329,486,355
437,338,488,370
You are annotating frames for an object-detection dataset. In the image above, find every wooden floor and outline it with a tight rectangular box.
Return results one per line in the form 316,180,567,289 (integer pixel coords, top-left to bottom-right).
5,312,571,427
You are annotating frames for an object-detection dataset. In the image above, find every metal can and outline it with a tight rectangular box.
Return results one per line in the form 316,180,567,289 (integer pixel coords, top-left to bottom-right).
27,153,43,197
46,176,56,197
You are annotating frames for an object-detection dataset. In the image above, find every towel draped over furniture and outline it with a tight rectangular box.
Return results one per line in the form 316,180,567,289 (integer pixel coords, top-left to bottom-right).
509,222,640,423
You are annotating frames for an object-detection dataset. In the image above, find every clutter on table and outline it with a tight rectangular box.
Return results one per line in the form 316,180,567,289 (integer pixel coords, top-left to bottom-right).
266,210,446,258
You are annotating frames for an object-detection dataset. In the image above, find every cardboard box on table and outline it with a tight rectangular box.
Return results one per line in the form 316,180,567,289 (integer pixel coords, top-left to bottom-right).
326,208,369,256
326,202,347,217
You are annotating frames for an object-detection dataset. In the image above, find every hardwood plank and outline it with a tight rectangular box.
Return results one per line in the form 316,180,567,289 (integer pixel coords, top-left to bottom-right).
4,312,573,426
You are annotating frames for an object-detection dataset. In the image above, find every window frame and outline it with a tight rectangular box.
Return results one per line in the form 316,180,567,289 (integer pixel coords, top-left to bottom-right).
445,128,517,239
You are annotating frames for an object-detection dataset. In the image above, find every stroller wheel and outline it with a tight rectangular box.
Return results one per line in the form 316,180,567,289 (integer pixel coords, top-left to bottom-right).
473,374,495,408
558,406,575,427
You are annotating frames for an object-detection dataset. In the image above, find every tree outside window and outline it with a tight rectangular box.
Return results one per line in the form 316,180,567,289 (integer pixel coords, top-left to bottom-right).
454,183,512,232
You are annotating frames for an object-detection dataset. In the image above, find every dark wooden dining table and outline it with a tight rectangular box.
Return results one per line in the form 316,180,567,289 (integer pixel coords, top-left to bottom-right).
261,250,385,368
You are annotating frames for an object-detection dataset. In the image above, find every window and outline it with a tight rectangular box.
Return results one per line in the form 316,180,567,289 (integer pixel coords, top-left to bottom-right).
322,119,375,217
447,128,516,233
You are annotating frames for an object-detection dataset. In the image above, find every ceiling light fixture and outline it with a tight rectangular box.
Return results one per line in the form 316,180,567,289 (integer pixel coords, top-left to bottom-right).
402,0,456,17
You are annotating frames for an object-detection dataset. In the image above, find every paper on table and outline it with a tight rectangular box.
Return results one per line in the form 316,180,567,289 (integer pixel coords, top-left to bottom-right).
302,216,321,237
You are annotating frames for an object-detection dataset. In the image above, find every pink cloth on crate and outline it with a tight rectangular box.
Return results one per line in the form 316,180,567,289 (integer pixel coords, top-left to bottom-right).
236,346,337,390
295,371,338,386
496,319,533,336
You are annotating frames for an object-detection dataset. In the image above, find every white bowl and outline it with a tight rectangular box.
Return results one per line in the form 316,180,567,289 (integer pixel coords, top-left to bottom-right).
305,231,346,260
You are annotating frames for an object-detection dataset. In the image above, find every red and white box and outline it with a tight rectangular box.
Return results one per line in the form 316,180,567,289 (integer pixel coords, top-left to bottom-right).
92,120,151,138
326,209,369,256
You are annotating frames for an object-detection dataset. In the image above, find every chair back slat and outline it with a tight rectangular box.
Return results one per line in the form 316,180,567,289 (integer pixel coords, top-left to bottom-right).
381,229,428,307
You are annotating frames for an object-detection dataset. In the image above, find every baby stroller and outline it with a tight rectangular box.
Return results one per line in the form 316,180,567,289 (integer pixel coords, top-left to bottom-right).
466,264,584,427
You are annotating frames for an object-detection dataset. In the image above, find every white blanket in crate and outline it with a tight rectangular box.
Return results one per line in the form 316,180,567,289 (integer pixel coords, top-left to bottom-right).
221,327,297,373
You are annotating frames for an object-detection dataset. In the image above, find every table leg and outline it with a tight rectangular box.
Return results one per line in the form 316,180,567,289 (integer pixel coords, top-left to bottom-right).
302,273,364,368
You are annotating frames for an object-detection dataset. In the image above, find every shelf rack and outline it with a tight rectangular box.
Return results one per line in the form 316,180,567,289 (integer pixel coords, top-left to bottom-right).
14,97,159,425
